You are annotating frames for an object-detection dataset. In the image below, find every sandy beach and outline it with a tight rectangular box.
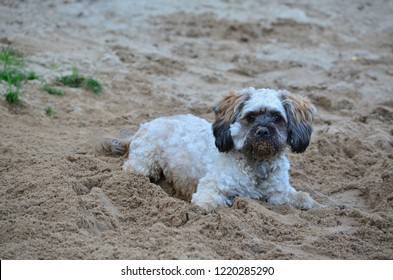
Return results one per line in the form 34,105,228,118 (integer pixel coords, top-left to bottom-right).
0,0,392,259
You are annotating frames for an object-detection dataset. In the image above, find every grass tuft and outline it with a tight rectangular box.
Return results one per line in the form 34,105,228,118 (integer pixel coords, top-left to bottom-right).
0,46,24,69
27,71,39,80
56,68,84,88
57,68,102,94
1,46,39,104
45,106,57,116
3,73,22,105
4,89,21,104
0,69,24,86
42,84,65,96
83,77,102,94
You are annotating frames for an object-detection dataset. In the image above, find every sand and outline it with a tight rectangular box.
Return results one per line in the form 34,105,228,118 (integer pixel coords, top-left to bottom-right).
0,0,392,259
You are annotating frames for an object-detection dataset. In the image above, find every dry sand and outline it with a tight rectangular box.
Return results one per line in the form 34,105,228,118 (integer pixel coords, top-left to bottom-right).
0,0,392,259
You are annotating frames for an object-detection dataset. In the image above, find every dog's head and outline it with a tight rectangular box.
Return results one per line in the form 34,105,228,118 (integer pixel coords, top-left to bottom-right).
212,87,316,160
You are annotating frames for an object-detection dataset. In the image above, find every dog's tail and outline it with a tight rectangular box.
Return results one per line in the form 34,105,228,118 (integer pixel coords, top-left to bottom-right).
97,130,133,156
99,137,130,156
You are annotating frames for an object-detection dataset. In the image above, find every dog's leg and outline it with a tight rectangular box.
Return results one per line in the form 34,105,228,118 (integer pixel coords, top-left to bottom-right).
123,140,162,182
123,158,162,182
267,187,316,209
191,178,232,212
287,190,315,209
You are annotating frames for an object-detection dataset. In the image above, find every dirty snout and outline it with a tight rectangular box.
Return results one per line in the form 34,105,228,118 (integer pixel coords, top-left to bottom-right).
241,114,287,160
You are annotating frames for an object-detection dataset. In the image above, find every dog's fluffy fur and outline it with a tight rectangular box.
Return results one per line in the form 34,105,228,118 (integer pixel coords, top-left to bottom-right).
101,87,317,211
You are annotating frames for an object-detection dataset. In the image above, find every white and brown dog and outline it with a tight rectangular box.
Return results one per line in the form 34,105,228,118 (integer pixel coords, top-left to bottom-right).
101,87,317,212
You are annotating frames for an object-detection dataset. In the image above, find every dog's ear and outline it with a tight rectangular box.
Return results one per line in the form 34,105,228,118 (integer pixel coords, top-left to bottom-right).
279,91,316,153
212,91,249,152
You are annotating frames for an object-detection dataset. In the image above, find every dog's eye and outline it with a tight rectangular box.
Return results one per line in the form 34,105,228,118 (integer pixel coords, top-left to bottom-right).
273,114,283,123
246,113,257,123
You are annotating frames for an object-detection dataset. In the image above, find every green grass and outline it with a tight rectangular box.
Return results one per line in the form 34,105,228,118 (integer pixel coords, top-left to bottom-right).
57,68,85,88
0,69,26,86
83,77,102,94
45,106,57,116
56,68,102,94
42,84,65,96
27,71,39,80
0,46,24,69
4,78,21,104
4,88,21,104
1,46,39,104
2,72,22,104
0,69,38,86
1,46,102,109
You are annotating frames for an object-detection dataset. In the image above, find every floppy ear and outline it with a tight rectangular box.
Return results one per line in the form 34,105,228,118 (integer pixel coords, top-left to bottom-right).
212,91,249,152
280,91,316,153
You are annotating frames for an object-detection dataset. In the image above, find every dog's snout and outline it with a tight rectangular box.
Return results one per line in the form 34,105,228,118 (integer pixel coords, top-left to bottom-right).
256,127,269,137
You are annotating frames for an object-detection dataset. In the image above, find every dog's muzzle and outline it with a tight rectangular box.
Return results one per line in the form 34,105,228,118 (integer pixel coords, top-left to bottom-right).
242,124,285,160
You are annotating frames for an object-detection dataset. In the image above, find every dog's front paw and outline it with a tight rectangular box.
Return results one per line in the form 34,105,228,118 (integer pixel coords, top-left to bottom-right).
191,192,223,213
189,203,212,215
292,191,315,209
122,160,134,171
192,181,232,212
191,199,219,213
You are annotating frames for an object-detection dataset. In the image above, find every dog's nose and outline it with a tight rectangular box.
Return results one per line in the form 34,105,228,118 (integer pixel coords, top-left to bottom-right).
256,127,269,137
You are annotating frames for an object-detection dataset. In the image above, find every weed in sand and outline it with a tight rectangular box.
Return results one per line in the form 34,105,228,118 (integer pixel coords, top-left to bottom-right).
0,46,24,69
4,89,21,104
42,84,65,96
0,69,26,86
45,106,57,116
83,77,102,94
57,68,102,94
27,71,39,80
56,68,85,88
4,79,21,104
1,46,39,105
0,69,39,86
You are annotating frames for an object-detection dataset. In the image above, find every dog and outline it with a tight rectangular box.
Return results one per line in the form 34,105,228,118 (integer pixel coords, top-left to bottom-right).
101,87,317,212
